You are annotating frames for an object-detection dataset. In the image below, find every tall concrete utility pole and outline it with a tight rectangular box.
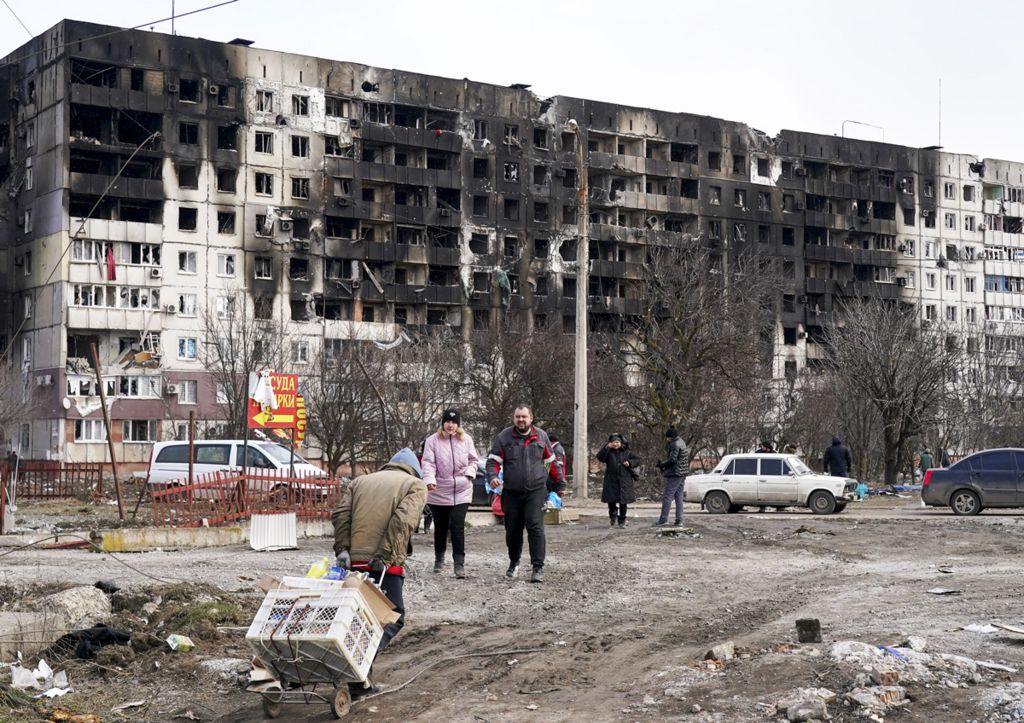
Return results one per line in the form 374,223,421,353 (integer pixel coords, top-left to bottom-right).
568,120,589,499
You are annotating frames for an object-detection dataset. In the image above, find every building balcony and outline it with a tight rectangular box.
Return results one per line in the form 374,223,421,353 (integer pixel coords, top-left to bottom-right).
67,307,165,332
70,172,164,200
70,83,166,114
71,218,163,243
358,122,463,153
588,151,645,174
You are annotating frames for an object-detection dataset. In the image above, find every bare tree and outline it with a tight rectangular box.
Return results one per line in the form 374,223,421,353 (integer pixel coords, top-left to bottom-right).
0,360,33,453
822,300,963,486
200,292,289,440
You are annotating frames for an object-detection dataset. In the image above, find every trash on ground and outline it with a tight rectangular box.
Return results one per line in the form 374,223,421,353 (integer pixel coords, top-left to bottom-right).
963,624,998,634
10,658,68,691
45,624,131,660
926,588,962,595
111,700,146,712
165,634,195,652
992,622,1024,636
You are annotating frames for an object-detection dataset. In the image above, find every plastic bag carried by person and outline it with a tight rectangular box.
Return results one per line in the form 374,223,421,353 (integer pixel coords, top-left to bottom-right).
546,491,563,509
491,495,503,517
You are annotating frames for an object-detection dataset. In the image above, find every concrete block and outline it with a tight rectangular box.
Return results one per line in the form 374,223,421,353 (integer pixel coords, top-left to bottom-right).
0,611,66,661
705,640,736,661
39,585,111,628
466,510,499,527
91,526,244,552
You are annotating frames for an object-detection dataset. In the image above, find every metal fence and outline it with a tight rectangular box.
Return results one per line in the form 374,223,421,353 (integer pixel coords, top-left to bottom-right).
150,469,348,528
0,461,104,500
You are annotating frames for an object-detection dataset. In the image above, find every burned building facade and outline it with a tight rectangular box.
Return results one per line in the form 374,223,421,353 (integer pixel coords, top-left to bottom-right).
0,20,1018,462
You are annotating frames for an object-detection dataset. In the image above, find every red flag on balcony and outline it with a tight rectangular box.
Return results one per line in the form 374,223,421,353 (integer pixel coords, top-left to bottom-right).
106,244,116,281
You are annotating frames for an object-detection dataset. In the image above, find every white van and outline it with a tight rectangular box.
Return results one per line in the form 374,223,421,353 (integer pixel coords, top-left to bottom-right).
146,440,327,492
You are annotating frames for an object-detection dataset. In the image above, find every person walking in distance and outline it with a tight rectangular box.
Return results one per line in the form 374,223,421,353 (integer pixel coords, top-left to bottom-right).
421,409,478,579
486,406,565,583
331,448,426,698
597,433,641,528
654,426,689,526
822,436,853,477
548,433,567,489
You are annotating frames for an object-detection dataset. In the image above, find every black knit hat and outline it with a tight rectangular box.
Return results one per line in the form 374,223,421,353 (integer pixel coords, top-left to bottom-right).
608,432,624,443
665,426,678,438
441,408,461,426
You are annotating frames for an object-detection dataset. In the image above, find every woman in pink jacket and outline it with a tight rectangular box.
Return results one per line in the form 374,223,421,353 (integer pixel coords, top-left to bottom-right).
422,409,479,578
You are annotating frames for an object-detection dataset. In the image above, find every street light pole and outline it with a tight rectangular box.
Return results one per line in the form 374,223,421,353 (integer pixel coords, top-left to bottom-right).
568,119,589,499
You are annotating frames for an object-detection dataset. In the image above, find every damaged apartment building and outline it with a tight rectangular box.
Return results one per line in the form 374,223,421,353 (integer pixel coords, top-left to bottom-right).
0,19,1022,462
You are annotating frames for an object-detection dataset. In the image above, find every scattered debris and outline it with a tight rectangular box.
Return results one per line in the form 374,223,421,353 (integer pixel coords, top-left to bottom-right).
976,661,1018,674
786,697,827,722
705,641,736,662
111,700,146,712
903,636,928,652
937,565,954,574
846,685,906,711
166,634,195,652
926,588,962,595
992,622,1024,636
39,585,112,628
795,618,821,643
963,624,998,634
10,658,68,691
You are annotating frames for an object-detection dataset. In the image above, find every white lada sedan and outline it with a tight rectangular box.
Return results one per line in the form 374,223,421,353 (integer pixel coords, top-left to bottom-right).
684,453,857,514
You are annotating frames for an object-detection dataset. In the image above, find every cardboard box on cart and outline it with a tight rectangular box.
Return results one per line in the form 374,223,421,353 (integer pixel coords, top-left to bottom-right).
257,574,400,626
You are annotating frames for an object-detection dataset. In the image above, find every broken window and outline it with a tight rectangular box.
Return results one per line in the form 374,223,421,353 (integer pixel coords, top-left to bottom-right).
470,234,489,254
734,189,746,208
563,278,576,297
732,153,746,174
179,122,198,145
178,251,197,273
255,131,274,154
290,299,309,321
963,185,975,202
534,237,549,258
178,207,198,231
427,308,448,326
670,143,698,164
757,224,770,243
707,151,721,171
291,177,310,199
217,125,238,151
426,151,450,170
534,202,549,222
325,96,350,117
255,172,273,195
562,168,578,188
757,157,770,177
503,124,520,146
903,207,915,226
532,165,548,186
944,212,956,229
782,194,796,213
709,186,721,205
255,214,271,237
757,192,771,211
179,78,199,103
473,158,489,179
176,163,198,189
217,211,236,234
254,256,272,279
216,85,232,107
732,222,746,242
878,171,894,188
289,258,309,280
473,120,488,140
563,205,577,224
217,253,236,276
503,162,520,182
254,295,273,319
503,198,519,220
923,180,935,198
707,219,721,239
533,128,548,149
255,90,273,112
292,219,311,238
332,177,351,197
362,306,376,322
71,58,118,88
325,258,352,279
291,135,310,157
325,216,358,239
504,236,518,257
782,227,795,245
965,215,976,231
292,95,309,116
437,188,460,211
216,168,237,193
781,161,793,179
362,102,391,125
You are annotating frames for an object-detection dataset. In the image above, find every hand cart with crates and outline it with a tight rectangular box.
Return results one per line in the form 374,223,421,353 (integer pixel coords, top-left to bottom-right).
245,574,396,719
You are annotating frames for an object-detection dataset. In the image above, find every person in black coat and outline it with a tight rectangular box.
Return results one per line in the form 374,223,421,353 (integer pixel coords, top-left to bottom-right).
822,436,853,477
597,433,641,528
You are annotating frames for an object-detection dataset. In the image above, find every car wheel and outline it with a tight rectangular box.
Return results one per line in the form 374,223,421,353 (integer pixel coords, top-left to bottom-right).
808,490,837,515
704,490,730,514
949,489,981,516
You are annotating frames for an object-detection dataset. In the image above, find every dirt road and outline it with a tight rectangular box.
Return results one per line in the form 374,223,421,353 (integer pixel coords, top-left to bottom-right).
3,498,1023,722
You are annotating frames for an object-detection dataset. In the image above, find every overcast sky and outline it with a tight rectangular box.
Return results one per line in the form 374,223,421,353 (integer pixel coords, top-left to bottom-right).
1,0,1020,161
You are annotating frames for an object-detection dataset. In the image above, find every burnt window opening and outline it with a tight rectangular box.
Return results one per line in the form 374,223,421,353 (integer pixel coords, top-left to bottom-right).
325,135,343,156
325,216,358,239
290,299,310,321
503,124,520,146
533,202,550,222
362,186,378,203
878,171,894,188
288,258,310,281
680,179,698,199
393,268,408,284
333,177,351,197
116,109,161,147
428,267,457,286
292,95,309,116
120,203,159,223
503,162,520,182
216,85,232,107
707,151,721,171
254,256,273,279
325,258,352,279
782,227,795,245
217,211,236,234
469,234,489,254
783,327,797,345
732,153,746,174
397,226,425,245
873,202,896,220
393,105,423,128
757,224,770,243
395,186,424,206
427,308,448,325
784,360,798,380
533,128,548,149
473,120,488,141
709,186,722,205
504,236,518,258
178,207,198,231
362,306,376,323
902,207,916,226
560,132,576,152
179,122,199,145
216,168,237,193
71,58,119,87
255,131,273,154
503,198,520,221
292,219,311,239
254,296,273,319
473,311,491,330
734,189,747,208
507,274,520,295
563,278,576,297
255,172,273,195
707,219,721,239
255,90,274,112
783,294,796,313
393,307,408,325
562,168,578,188
291,135,310,157
757,192,771,211
472,158,489,179
291,177,310,199
323,301,350,320
216,125,238,151
560,241,575,261
178,78,200,103
670,143,698,164
255,214,271,237
362,102,391,125
532,165,548,186
473,271,490,291
325,96,350,117
757,157,770,176
534,237,549,258
436,188,461,211
563,205,577,224
535,275,549,296
426,151,450,170
732,222,747,243
781,161,794,179
361,142,385,164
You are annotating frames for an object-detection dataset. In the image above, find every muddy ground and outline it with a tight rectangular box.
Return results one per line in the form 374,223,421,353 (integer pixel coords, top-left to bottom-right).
1,497,1023,722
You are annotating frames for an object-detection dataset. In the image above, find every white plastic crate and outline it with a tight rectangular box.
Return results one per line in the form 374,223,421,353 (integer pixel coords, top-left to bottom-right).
246,587,383,686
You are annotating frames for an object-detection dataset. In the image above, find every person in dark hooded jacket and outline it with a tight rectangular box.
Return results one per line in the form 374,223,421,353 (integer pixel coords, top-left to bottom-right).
597,433,641,528
822,436,853,477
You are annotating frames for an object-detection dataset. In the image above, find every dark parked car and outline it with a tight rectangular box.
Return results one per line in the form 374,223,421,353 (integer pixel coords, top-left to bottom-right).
921,448,1024,515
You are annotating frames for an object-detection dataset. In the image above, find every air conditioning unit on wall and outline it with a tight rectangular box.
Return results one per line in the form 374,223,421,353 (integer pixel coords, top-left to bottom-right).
280,220,293,232
150,268,163,278
166,384,179,395
208,84,220,95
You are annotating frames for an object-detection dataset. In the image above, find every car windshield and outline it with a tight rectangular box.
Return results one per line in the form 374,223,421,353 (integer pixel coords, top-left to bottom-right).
259,444,307,465
787,456,812,474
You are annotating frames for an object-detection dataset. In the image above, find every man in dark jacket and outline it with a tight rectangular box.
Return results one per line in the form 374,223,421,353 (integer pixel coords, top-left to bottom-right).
597,433,641,528
487,405,565,583
654,426,688,526
822,436,853,477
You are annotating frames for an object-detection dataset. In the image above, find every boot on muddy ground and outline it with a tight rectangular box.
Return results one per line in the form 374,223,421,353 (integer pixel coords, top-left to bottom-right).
433,554,444,574
453,555,466,579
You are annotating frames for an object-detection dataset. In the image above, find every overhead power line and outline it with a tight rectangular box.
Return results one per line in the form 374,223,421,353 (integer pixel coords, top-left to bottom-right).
1,0,31,38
